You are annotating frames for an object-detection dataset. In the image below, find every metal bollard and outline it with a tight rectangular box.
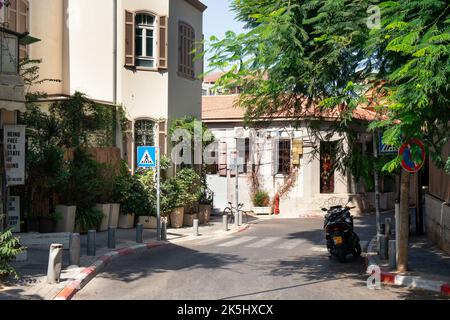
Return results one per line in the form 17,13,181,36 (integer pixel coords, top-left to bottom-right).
193,219,199,237
87,230,96,256
136,223,143,243
47,244,63,284
385,218,392,236
108,226,116,249
389,240,397,269
69,233,80,267
379,235,389,260
161,221,167,241
223,214,228,231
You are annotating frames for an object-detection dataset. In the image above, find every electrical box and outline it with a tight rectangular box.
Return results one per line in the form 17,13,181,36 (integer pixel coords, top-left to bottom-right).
292,139,303,165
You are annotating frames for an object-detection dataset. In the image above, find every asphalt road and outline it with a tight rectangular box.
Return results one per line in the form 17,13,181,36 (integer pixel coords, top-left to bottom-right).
75,216,442,300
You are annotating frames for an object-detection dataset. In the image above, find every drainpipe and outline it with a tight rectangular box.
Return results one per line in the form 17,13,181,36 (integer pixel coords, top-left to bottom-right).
113,0,123,157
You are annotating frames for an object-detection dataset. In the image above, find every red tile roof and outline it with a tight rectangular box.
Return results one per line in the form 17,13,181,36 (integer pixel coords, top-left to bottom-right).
202,94,383,122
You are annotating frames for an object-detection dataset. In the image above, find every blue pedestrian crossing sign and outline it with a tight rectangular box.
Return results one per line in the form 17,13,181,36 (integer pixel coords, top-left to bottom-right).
137,146,157,168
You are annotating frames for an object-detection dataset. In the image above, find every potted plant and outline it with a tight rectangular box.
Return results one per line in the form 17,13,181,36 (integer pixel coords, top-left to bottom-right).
113,161,151,229
175,169,202,228
54,205,76,233
160,178,184,228
252,190,273,215
75,208,104,234
198,187,213,225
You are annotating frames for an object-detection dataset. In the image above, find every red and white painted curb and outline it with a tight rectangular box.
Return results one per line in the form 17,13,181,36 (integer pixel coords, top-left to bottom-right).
53,242,166,300
53,223,252,300
365,237,450,296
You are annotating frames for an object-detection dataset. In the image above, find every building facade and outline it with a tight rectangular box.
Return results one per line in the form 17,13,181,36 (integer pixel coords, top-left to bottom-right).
202,94,396,217
23,0,205,170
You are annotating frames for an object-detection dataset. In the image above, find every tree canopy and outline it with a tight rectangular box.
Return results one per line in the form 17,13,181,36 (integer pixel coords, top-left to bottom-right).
207,0,450,175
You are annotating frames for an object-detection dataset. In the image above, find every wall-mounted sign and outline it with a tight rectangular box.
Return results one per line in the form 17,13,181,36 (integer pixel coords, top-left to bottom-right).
379,132,399,154
7,196,20,233
3,125,26,186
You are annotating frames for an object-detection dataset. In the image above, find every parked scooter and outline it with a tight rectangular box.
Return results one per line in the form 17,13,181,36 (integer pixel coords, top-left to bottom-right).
322,205,362,263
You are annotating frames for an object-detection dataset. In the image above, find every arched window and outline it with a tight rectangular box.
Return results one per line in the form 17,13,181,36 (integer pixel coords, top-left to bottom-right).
134,119,155,147
135,13,156,68
178,22,195,78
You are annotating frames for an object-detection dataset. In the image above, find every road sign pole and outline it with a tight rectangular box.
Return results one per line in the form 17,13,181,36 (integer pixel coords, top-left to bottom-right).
156,148,161,241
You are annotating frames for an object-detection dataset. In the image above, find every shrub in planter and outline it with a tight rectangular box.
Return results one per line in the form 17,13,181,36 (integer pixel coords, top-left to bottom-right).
113,161,151,228
252,190,272,215
0,229,25,280
198,187,213,224
58,147,105,232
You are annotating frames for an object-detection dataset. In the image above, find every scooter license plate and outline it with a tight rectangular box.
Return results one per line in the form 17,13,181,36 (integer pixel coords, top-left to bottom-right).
333,237,343,245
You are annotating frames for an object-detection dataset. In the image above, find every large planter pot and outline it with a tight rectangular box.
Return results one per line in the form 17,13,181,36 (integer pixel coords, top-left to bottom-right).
118,213,135,229
183,212,199,227
39,217,55,233
109,204,120,228
54,205,76,233
170,207,185,228
138,216,157,229
252,207,273,215
96,204,111,232
198,204,212,224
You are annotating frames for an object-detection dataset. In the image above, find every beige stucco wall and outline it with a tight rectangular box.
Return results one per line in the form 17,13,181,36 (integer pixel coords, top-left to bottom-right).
168,0,203,121
117,0,170,121
28,0,64,95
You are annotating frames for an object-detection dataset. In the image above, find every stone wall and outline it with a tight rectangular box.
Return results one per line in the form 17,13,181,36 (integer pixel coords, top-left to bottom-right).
424,194,450,255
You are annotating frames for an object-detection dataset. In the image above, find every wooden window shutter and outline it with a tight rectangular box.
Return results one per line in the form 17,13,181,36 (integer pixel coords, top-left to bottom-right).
219,140,227,177
158,120,167,156
7,0,18,32
18,0,28,33
125,10,135,67
158,15,168,70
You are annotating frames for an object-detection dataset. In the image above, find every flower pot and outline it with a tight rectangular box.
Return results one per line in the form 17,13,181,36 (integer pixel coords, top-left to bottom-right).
118,213,135,229
96,204,111,232
252,207,273,215
183,212,199,227
198,204,212,224
26,218,40,233
109,203,120,228
138,216,157,229
170,207,184,228
54,205,76,233
39,217,55,233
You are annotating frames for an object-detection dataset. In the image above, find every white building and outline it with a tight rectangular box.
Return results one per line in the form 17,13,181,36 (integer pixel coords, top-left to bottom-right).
16,0,206,170
202,94,396,218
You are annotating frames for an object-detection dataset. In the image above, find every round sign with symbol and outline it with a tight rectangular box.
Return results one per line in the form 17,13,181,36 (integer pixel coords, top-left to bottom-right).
398,139,426,173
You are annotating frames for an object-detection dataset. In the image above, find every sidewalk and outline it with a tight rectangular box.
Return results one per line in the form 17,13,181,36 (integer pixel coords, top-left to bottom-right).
366,234,450,296
0,215,250,300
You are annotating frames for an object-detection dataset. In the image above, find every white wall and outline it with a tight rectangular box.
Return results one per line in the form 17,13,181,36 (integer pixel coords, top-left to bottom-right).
205,122,354,217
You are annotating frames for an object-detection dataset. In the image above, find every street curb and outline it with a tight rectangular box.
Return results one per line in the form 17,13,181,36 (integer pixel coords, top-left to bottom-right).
365,236,450,297
53,223,252,300
53,241,166,300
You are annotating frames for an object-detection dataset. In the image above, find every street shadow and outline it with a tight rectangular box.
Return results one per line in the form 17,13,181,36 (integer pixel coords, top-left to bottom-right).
93,243,246,283
0,286,45,300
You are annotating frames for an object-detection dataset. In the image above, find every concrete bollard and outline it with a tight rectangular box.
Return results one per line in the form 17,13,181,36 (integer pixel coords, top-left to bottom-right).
87,230,96,256
136,223,143,243
389,240,397,269
193,219,199,237
238,211,243,226
108,226,116,249
47,244,63,284
161,221,167,241
385,218,392,236
69,233,80,267
223,214,228,231
379,234,389,260
235,210,239,227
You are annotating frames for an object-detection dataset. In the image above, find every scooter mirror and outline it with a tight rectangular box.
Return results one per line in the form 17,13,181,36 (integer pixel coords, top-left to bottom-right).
321,208,328,212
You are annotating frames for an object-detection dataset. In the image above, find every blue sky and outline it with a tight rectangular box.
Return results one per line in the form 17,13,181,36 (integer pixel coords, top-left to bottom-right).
202,0,245,70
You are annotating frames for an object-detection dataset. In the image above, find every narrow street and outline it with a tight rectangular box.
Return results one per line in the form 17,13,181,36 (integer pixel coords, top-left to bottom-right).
74,216,440,300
